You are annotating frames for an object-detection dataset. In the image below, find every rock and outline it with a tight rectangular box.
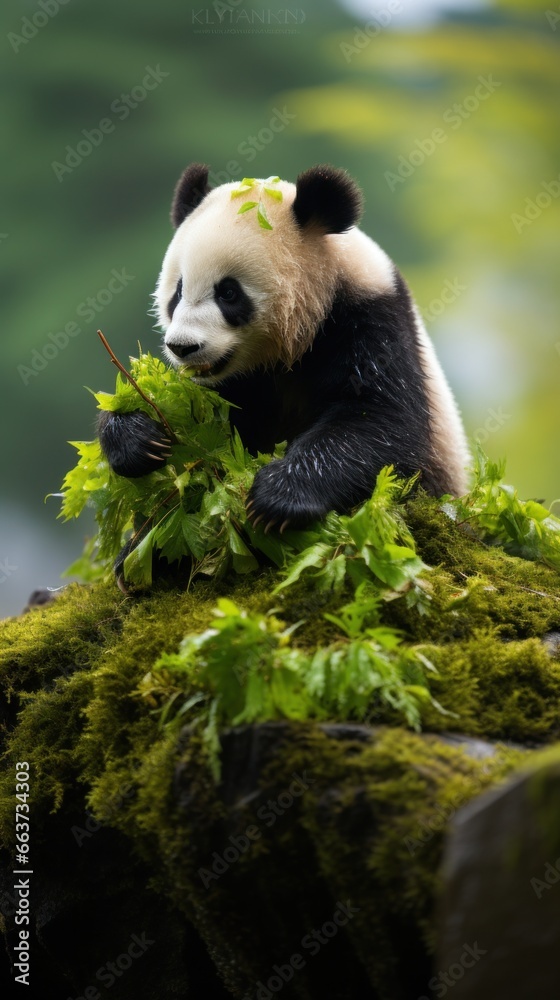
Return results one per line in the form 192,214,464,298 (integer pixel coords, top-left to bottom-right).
436,747,560,999
167,721,515,999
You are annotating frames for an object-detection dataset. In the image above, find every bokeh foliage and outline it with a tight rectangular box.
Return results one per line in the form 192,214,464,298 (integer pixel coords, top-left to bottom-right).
1,0,558,613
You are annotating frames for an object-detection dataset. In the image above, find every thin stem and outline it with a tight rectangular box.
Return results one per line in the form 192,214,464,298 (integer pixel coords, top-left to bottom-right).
97,330,177,442
129,488,180,550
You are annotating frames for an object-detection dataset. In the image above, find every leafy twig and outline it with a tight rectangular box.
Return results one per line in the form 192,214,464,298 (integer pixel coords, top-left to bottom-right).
97,330,177,442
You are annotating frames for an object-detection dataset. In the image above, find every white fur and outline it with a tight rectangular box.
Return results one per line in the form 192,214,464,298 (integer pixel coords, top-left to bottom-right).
412,306,470,495
153,174,469,494
154,179,397,383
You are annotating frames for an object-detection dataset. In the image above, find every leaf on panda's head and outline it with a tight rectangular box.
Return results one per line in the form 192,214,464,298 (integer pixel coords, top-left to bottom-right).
232,176,283,229
231,178,256,198
257,202,273,230
237,201,258,215
263,176,283,202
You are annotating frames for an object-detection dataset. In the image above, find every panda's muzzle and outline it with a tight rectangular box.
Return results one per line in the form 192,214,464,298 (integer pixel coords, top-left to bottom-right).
166,340,234,379
166,341,201,361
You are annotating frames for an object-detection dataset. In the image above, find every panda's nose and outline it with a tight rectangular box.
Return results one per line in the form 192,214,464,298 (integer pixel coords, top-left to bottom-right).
167,341,201,360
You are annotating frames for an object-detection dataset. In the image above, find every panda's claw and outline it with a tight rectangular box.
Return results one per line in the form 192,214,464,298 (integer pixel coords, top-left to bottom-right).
279,519,290,534
99,410,174,478
251,513,264,529
264,519,277,534
148,439,172,449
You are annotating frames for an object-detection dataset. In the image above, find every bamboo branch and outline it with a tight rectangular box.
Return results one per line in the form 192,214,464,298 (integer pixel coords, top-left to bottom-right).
97,330,177,442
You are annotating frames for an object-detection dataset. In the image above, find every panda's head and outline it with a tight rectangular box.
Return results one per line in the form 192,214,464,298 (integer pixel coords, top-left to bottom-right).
154,163,363,384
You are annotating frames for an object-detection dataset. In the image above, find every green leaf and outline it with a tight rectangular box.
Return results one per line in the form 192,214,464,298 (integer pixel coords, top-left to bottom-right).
273,542,334,592
226,522,259,574
237,200,258,214
181,514,206,560
257,202,273,230
123,528,157,585
231,179,255,198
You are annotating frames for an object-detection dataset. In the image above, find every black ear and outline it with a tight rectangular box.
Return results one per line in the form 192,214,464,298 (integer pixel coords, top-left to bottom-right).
171,163,211,228
292,165,362,234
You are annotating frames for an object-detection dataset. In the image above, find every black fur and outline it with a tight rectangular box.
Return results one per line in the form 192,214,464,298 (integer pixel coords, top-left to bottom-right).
100,276,449,534
292,165,362,234
214,277,255,327
98,410,172,478
237,276,449,527
167,277,183,319
171,163,211,228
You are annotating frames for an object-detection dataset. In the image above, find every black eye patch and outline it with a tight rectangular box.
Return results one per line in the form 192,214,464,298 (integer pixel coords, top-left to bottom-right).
214,277,254,327
167,277,183,319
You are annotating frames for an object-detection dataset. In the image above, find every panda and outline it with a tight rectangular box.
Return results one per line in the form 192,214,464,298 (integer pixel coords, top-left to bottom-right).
99,163,469,534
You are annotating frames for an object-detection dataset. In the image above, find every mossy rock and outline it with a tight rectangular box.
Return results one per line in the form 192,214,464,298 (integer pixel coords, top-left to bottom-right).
1,494,560,998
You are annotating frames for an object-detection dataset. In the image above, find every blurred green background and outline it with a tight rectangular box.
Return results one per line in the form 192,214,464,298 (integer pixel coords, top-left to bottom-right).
1,0,558,616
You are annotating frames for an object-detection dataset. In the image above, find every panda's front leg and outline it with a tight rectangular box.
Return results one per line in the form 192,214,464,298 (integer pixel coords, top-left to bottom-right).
98,409,173,478
246,411,377,532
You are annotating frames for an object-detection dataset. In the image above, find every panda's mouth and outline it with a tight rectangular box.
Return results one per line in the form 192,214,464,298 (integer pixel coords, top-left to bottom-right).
191,350,235,380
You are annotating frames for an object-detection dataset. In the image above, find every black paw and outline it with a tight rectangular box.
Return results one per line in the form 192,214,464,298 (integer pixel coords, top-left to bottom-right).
98,409,173,478
246,460,330,533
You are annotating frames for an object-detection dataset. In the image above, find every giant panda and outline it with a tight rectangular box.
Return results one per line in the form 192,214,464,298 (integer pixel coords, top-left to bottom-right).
99,163,469,533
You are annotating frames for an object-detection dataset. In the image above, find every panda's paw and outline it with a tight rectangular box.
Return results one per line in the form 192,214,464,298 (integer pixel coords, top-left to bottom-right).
98,409,173,479
246,461,330,533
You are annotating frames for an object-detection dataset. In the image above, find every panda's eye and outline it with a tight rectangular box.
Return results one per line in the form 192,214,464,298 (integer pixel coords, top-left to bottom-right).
214,276,254,327
168,277,183,319
215,277,241,304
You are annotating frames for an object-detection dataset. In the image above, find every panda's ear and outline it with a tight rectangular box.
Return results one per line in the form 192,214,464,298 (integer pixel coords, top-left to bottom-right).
292,165,363,234
171,163,211,228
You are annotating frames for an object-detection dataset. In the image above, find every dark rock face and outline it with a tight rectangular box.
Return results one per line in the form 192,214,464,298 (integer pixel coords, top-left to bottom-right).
166,722,511,1000
1,721,512,1000
436,750,560,999
1,567,559,999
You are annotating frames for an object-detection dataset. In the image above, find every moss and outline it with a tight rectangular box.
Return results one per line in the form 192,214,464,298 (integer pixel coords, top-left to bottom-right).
1,493,560,997
523,744,560,855
403,492,560,641
0,582,121,704
422,632,560,742
111,721,518,998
